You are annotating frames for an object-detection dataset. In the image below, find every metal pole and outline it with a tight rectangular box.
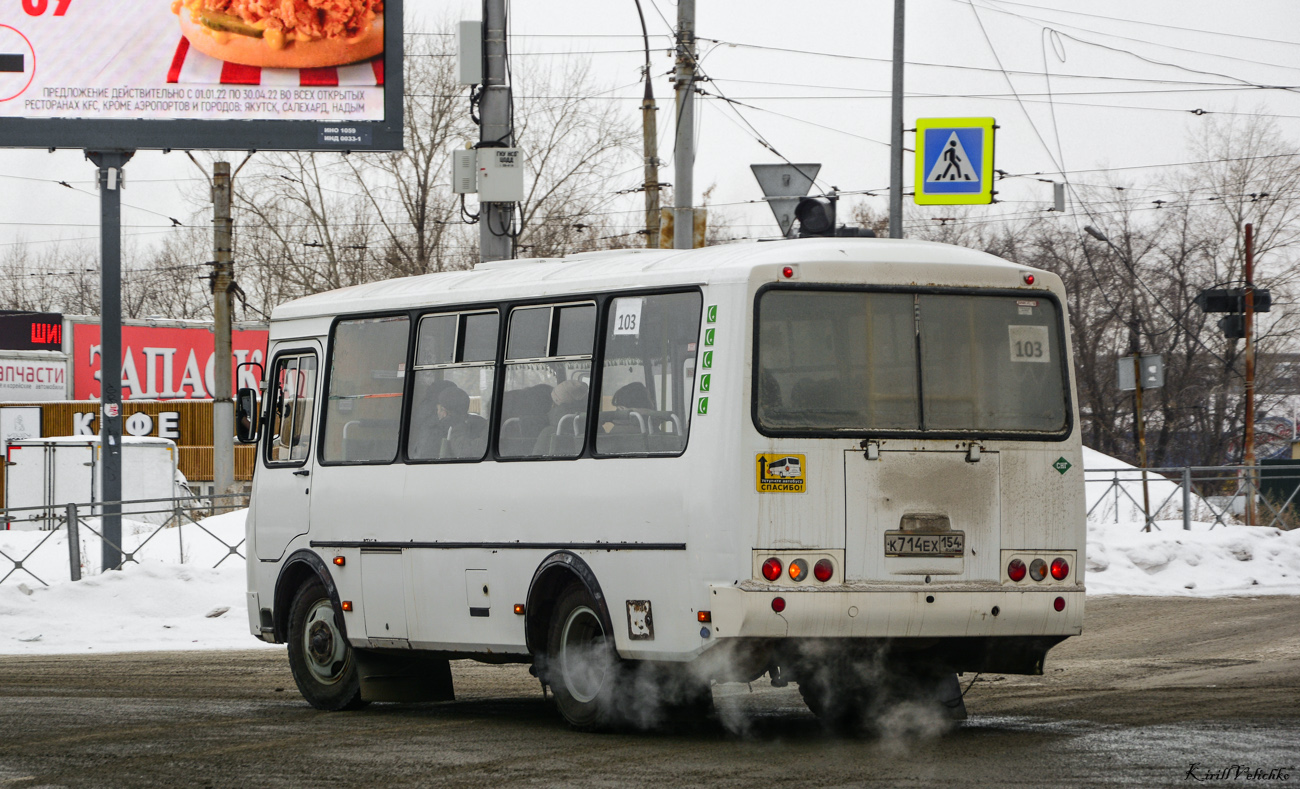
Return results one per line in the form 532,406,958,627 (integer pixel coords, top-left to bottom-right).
888,0,905,239
1182,466,1192,531
212,163,235,513
1244,222,1257,526
87,150,133,572
66,502,81,582
479,0,514,264
672,0,696,250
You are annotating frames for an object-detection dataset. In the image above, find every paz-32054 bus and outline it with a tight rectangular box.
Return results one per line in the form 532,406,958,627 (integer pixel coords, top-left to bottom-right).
237,237,1084,730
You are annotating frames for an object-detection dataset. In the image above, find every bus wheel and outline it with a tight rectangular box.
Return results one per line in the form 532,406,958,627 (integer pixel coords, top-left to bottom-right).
286,578,366,711
545,585,623,730
797,672,873,731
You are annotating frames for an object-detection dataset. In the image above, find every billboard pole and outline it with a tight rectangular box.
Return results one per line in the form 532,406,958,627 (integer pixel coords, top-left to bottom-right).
87,150,134,572
212,162,235,512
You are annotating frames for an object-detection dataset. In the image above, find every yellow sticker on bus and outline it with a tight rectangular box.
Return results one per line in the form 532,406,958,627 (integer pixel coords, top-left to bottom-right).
756,453,807,493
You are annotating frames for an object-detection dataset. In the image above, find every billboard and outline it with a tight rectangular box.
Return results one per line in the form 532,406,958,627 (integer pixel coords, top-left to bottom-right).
0,0,402,151
71,321,268,400
0,357,66,401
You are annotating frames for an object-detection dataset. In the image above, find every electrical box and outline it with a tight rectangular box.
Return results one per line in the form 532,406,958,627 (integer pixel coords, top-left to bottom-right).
452,148,477,194
458,21,483,85
478,148,525,203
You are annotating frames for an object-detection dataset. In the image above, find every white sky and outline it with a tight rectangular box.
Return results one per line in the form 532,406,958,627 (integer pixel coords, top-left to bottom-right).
1,0,1298,256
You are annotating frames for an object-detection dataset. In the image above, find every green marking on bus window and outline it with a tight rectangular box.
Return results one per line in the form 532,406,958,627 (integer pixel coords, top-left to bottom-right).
697,397,709,415
699,374,711,392
1053,457,1072,475
706,305,718,323
702,351,713,369
704,328,715,346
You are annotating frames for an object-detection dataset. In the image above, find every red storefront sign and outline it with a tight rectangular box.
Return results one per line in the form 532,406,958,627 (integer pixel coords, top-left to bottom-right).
72,323,269,400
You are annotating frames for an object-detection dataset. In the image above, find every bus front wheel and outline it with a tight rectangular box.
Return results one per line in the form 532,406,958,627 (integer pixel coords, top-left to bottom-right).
286,577,366,711
545,584,624,730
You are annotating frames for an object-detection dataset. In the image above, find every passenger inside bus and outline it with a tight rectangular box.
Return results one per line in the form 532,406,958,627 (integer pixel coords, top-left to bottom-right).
499,383,552,455
534,379,589,455
435,385,488,459
408,376,455,460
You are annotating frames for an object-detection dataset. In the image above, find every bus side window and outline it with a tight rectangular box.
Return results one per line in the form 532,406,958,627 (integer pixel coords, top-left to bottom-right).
596,291,702,456
265,353,317,465
321,315,410,464
408,310,498,462
498,303,595,459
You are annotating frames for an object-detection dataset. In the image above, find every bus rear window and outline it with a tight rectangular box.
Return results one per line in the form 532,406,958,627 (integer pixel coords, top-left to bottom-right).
756,289,1067,437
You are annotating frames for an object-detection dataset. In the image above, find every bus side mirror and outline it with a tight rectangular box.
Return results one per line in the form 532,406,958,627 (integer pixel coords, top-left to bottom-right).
236,387,260,444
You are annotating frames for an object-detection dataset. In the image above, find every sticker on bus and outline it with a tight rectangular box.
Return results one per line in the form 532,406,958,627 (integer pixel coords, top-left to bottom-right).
756,453,806,493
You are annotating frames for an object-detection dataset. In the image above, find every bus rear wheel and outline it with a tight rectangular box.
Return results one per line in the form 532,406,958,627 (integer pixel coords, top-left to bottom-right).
286,577,366,711
545,585,625,730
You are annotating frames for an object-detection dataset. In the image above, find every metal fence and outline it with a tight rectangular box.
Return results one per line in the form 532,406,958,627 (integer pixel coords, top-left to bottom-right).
1086,465,1300,532
0,492,249,588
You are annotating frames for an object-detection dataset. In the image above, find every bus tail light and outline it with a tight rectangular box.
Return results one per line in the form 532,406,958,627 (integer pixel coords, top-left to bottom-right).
1007,558,1026,582
813,559,833,583
788,558,808,582
1054,597,1066,612
761,557,783,582
1050,557,1070,580
771,597,786,613
1028,558,1048,582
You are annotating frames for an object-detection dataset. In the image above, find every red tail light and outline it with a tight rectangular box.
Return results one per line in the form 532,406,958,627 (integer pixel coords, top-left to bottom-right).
1007,558,1026,582
1053,596,1066,612
761,557,783,582
771,597,786,613
1050,557,1070,580
813,559,834,583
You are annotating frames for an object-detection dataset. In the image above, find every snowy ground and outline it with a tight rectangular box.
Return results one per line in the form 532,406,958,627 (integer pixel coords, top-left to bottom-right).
2,449,1299,656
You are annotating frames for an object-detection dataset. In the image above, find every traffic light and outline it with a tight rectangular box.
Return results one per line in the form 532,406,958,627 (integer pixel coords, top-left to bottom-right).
794,197,835,237
1194,286,1270,340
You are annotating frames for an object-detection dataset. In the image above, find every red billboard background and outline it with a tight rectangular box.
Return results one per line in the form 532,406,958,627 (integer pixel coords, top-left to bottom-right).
72,322,268,400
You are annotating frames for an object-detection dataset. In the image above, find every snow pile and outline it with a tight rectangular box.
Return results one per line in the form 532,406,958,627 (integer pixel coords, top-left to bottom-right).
1083,446,1300,596
0,510,275,655
1086,517,1300,597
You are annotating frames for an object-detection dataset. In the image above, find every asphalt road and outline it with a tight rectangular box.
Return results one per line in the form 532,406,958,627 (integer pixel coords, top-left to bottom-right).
0,597,1297,788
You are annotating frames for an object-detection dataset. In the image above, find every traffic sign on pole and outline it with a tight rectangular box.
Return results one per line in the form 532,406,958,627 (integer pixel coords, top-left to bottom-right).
915,117,995,205
751,163,820,237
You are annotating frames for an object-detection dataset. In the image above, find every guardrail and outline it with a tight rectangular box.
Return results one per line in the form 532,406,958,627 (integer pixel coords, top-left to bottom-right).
0,492,249,587
1086,465,1300,532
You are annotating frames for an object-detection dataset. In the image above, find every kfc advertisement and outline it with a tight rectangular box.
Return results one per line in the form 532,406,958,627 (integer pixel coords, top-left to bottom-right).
72,322,267,400
1,0,386,123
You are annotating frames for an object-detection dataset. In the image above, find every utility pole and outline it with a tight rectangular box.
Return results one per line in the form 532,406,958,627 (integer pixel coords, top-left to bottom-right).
888,0,905,239
1244,222,1257,526
479,0,514,263
672,0,696,250
634,0,661,249
212,162,235,512
87,149,134,572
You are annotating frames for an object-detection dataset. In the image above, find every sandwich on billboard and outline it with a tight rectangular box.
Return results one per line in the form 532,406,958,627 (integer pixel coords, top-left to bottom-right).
0,0,403,151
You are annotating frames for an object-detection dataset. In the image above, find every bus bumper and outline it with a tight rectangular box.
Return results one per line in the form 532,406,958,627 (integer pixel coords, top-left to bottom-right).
706,583,1084,640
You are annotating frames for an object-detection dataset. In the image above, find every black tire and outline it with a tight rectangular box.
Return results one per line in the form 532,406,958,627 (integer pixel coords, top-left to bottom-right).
797,669,873,731
286,577,367,711
544,584,624,730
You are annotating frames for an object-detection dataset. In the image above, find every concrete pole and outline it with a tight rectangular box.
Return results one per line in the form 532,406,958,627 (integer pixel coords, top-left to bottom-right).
212,162,235,511
1244,222,1257,526
672,0,696,250
889,0,905,239
479,0,514,263
87,150,133,571
634,0,661,249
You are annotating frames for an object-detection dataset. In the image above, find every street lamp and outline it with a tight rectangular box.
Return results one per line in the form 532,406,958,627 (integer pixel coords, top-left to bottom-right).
1084,225,1152,529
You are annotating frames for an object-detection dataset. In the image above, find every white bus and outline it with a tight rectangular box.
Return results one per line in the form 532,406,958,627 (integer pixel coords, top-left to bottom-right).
238,237,1085,729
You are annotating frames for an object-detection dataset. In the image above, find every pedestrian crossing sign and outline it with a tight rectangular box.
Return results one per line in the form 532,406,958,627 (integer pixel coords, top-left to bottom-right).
915,117,996,205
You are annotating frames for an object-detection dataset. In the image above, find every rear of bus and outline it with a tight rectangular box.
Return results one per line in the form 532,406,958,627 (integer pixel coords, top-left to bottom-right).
706,244,1084,716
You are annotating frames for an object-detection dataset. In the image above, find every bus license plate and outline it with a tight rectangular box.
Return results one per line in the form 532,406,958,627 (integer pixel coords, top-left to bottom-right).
884,531,965,557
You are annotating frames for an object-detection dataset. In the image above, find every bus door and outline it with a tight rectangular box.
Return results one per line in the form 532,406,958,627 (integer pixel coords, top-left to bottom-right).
255,343,322,561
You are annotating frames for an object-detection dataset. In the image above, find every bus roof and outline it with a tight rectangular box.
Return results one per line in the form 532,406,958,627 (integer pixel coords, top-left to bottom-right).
271,237,1033,321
